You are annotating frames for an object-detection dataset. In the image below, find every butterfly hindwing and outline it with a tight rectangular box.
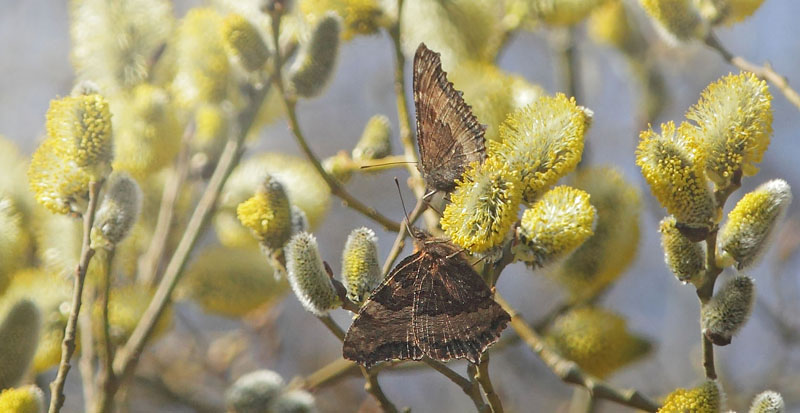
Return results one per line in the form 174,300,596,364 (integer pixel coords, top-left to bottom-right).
413,43,486,192
343,253,425,367
411,242,510,364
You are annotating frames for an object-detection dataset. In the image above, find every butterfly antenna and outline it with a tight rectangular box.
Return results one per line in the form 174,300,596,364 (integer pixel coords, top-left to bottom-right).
419,189,444,217
394,177,416,239
360,161,417,170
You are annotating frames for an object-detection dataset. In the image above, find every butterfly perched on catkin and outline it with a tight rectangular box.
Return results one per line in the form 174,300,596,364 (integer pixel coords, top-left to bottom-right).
342,229,510,367
413,43,486,193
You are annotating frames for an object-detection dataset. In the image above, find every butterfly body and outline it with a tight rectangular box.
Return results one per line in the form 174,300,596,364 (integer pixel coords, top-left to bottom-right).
413,43,486,193
343,236,510,367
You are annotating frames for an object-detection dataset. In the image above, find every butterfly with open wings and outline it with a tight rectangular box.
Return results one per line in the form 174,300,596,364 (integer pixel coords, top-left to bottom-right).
342,44,509,367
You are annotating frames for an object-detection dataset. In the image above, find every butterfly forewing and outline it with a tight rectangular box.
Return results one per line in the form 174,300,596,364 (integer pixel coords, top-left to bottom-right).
413,43,486,193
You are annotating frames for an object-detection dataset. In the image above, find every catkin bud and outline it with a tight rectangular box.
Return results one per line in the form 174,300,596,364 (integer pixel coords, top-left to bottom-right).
660,216,705,284
221,14,270,71
321,151,353,184
441,159,523,253
91,172,142,249
290,205,309,235
225,370,285,413
515,186,596,267
237,175,293,250
0,300,41,390
341,227,381,304
702,275,754,345
289,13,341,98
352,115,392,161
0,385,45,413
748,391,784,413
272,389,317,413
658,380,722,413
719,180,791,269
285,232,340,315
636,121,716,238
639,0,706,43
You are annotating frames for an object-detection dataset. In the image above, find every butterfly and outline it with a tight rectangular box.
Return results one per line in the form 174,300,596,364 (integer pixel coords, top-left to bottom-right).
342,230,510,367
413,43,486,193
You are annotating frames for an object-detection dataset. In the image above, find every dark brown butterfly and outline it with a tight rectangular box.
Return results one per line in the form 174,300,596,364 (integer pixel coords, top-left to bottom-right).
413,43,486,193
342,231,510,367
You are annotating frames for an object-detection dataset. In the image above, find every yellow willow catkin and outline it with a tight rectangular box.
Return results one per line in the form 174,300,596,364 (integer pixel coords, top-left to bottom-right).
225,370,285,413
701,275,754,345
45,93,113,178
515,186,596,267
94,285,172,344
588,0,646,56
285,232,340,315
550,167,641,301
658,380,722,413
352,115,392,161
749,391,785,413
545,307,651,378
300,0,386,40
221,14,270,71
289,13,341,98
441,159,522,253
490,94,588,203
687,72,773,187
529,0,608,26
660,216,705,284
0,385,45,413
719,179,792,269
0,198,29,291
341,227,381,304
636,121,716,236
639,0,706,43
237,175,293,251
91,172,142,249
697,0,767,25
0,300,40,390
172,8,231,107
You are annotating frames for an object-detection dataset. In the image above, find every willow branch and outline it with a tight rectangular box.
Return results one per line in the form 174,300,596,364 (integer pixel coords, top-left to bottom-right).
422,358,488,413
48,180,103,413
78,289,96,409
94,248,117,413
704,32,800,111
269,15,400,233
494,295,659,412
476,354,503,413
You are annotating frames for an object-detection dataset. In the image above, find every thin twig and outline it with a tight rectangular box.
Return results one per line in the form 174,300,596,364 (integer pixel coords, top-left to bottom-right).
476,354,503,413
95,248,116,413
269,13,401,233
704,32,800,111
48,180,103,413
467,363,491,413
494,294,660,412
78,287,96,409
138,125,193,288
422,358,488,412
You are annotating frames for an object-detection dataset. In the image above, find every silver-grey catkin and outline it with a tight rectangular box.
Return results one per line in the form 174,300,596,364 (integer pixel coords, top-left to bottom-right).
272,389,317,413
341,227,381,304
91,172,142,249
225,369,285,413
288,13,341,98
285,232,340,315
701,275,755,346
0,299,41,389
352,115,392,161
749,390,785,413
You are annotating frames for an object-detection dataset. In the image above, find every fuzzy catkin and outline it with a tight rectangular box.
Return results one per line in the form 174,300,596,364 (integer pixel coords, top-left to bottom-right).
341,227,381,304
225,370,285,413
658,380,722,413
352,115,392,161
660,216,705,284
91,172,142,249
0,385,45,413
702,275,755,345
285,232,339,316
0,300,41,390
749,390,785,413
289,14,341,98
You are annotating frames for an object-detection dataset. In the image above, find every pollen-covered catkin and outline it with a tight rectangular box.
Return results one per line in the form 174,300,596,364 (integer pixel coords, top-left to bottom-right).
0,300,41,390
701,275,755,345
658,380,722,413
225,370,285,413
221,14,270,71
0,385,45,413
341,227,381,304
91,172,142,249
289,13,341,98
237,175,293,251
660,216,705,284
285,232,340,315
719,180,791,269
515,186,596,267
748,390,785,413
352,115,392,161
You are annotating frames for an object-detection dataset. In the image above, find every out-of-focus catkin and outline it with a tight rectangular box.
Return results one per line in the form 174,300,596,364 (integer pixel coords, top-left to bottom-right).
0,300,41,390
289,14,341,98
91,172,142,249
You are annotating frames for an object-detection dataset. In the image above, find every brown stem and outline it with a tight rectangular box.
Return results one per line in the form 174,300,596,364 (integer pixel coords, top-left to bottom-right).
269,14,401,233
78,287,96,409
138,125,193,288
422,358,489,413
467,363,491,413
704,32,800,111
94,248,116,413
48,180,103,413
494,294,660,412
476,354,503,413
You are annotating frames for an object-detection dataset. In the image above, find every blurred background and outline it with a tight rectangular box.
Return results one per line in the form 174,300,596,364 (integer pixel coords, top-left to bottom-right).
1,0,799,412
